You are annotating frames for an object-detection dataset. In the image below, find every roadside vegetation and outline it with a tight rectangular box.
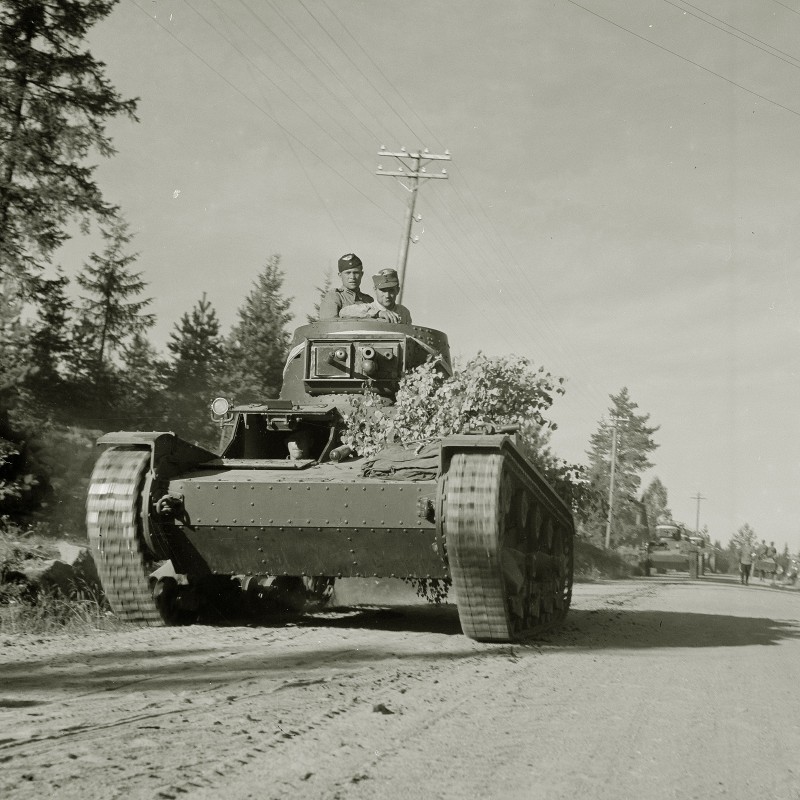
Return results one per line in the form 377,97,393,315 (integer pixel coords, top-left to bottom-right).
0,519,120,636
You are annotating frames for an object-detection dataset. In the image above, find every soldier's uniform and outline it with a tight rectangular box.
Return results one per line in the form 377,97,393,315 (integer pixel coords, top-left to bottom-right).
339,298,412,324
319,286,375,319
338,268,412,324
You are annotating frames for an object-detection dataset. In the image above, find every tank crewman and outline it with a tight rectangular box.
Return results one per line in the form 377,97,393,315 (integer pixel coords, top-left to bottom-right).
338,268,412,324
318,253,374,319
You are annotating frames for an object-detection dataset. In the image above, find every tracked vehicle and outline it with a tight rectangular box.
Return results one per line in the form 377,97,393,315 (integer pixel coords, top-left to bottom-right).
86,319,574,642
640,520,703,577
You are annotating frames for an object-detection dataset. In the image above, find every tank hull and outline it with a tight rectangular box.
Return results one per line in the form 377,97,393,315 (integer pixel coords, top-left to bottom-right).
87,433,574,642
163,465,442,579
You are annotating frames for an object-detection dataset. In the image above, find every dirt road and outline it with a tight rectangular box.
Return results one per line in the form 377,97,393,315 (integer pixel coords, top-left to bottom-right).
1,575,799,800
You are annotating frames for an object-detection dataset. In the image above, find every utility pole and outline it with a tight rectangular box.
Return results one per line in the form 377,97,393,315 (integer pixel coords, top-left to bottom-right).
604,416,627,549
691,491,706,535
376,146,450,303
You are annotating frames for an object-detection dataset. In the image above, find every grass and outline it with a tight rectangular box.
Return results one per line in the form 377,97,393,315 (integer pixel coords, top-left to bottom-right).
0,588,123,635
0,518,125,636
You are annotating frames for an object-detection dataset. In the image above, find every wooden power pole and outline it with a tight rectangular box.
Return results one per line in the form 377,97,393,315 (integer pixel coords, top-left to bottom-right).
376,147,450,303
691,491,706,534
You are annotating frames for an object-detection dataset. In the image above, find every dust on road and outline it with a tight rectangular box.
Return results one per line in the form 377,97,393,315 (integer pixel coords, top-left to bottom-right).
1,576,799,800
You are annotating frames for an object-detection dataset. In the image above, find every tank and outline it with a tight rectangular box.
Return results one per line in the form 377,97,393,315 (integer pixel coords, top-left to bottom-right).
86,319,575,642
640,520,703,577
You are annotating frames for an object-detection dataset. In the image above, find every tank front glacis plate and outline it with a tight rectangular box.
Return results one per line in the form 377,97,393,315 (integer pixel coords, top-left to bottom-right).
163,467,443,579
648,553,690,569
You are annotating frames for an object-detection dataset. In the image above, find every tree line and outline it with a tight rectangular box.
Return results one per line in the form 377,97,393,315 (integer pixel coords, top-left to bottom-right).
1,234,295,519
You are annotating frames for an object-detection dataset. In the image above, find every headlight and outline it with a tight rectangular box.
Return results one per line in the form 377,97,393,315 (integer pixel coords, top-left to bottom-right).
210,397,231,417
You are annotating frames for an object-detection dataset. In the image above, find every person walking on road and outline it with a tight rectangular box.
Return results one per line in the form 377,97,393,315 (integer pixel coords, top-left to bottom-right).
739,545,753,585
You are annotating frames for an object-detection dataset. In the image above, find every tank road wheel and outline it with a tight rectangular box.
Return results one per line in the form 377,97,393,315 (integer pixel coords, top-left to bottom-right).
153,577,199,626
86,447,164,625
445,451,574,643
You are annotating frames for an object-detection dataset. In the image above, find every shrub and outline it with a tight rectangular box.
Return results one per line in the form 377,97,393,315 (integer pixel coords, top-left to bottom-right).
340,353,599,513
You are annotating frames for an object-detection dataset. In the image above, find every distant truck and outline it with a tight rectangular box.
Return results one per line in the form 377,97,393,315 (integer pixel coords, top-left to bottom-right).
640,520,705,577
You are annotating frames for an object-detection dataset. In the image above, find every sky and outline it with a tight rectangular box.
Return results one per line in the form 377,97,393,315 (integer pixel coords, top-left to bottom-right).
53,0,800,551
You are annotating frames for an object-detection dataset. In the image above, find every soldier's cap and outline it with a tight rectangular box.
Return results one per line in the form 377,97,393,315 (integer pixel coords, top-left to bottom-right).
373,268,400,289
338,253,362,272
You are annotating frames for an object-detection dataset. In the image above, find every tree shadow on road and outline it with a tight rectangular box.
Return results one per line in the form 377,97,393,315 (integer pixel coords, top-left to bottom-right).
2,603,798,699
555,608,800,650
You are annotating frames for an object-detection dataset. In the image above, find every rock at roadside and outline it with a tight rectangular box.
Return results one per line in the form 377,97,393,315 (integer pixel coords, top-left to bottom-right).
2,541,103,602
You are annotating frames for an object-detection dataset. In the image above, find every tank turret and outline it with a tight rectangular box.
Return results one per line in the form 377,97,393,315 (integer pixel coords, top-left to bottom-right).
280,319,451,402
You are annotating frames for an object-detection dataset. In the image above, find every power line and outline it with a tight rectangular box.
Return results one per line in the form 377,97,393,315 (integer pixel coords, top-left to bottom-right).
129,0,397,223
566,0,800,119
665,0,800,71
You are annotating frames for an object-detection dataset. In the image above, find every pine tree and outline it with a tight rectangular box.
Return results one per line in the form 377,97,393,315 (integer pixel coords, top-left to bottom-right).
74,216,154,375
728,523,758,563
116,332,167,430
306,267,333,323
582,387,660,547
0,286,33,401
25,272,73,409
641,477,671,539
225,254,293,402
164,293,225,445
0,0,137,290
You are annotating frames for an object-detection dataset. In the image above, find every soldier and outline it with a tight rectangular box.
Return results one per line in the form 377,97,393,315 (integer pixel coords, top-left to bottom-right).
319,253,374,319
339,268,412,324
739,544,753,585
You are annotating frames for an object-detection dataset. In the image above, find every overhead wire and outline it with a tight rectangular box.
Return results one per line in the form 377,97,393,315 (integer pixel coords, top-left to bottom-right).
299,0,430,146
664,0,800,70
566,0,800,119
129,0,397,222
213,0,393,158
258,0,399,145
184,0,383,182
272,3,614,421
213,6,349,246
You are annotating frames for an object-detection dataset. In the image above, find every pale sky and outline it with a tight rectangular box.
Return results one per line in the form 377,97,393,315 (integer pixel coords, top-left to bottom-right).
55,0,800,551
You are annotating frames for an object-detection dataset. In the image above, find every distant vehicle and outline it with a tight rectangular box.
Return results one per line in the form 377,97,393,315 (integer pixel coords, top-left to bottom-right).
640,520,705,576
754,552,779,580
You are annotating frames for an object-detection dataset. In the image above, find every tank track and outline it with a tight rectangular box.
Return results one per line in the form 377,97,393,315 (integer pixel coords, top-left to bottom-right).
86,447,163,625
445,451,573,642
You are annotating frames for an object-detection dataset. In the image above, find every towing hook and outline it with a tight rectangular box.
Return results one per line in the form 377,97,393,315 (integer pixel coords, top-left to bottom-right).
155,493,185,519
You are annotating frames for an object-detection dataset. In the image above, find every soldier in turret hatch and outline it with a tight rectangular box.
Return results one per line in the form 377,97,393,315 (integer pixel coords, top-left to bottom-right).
319,253,374,319
338,268,412,324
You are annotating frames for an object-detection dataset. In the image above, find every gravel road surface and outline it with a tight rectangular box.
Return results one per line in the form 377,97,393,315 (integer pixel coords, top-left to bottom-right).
1,575,799,800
